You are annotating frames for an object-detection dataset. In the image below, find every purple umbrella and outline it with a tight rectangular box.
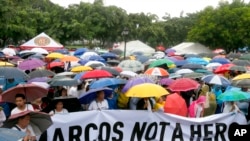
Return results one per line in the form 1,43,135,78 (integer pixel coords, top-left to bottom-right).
122,77,154,93
165,48,176,54
27,77,50,83
159,78,174,86
18,58,46,70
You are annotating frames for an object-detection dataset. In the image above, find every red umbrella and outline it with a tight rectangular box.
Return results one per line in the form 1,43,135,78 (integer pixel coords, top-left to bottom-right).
214,63,235,74
47,62,64,69
164,93,188,117
82,70,112,79
168,78,200,92
1,83,48,103
156,46,166,51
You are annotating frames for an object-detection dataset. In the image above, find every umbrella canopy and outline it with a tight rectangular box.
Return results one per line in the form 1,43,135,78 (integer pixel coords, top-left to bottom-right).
106,60,120,66
30,48,49,54
54,72,75,77
122,77,154,93
125,83,169,98
54,49,69,54
164,93,188,117
181,63,204,70
234,79,250,88
100,52,118,60
97,67,120,76
186,57,208,65
136,55,150,64
239,53,250,60
232,60,250,66
175,69,194,75
168,78,200,92
182,72,204,79
227,53,241,60
217,88,250,102
144,67,169,77
84,61,105,68
74,48,89,56
110,49,123,55
49,77,81,86
159,78,174,86
232,73,250,81
90,78,127,89
28,69,55,79
46,52,64,59
78,87,113,104
120,70,138,78
205,63,222,70
201,74,231,86
118,60,144,73
174,60,189,67
80,52,99,60
229,65,247,72
213,49,225,54
0,67,29,80
2,48,16,56
1,83,48,103
210,58,230,64
0,61,15,67
27,77,50,83
60,55,80,62
149,59,175,69
214,63,235,74
18,58,46,70
0,128,26,141
70,66,93,73
47,61,64,69
3,111,52,135
82,70,112,79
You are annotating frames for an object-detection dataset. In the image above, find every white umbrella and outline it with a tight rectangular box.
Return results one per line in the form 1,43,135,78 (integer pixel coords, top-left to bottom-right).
84,61,105,67
19,50,33,54
54,72,75,78
31,48,49,55
175,69,194,75
206,62,222,70
2,48,16,56
120,71,138,78
80,52,99,60
31,82,50,89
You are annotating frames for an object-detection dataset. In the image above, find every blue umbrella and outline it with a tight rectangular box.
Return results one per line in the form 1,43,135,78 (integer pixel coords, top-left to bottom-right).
174,60,188,67
0,51,5,57
90,78,127,89
74,48,89,56
74,72,86,80
100,52,118,60
54,49,69,54
210,58,230,64
78,87,113,104
0,128,26,141
89,55,105,62
217,88,250,102
186,57,208,65
136,55,150,64
201,74,231,86
132,51,144,56
78,59,89,65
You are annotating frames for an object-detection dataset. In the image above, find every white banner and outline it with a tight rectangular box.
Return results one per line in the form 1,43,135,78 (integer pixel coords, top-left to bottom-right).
47,110,247,141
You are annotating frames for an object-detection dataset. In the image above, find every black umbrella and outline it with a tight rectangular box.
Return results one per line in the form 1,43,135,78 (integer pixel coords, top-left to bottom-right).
28,69,56,79
234,79,250,88
0,67,29,80
227,53,241,59
18,52,36,59
107,60,120,66
181,63,204,70
232,60,250,66
229,66,247,72
110,49,123,55
98,67,120,76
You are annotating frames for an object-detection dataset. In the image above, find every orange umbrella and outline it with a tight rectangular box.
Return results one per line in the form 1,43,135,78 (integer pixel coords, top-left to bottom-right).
164,93,188,117
60,56,80,62
144,67,169,77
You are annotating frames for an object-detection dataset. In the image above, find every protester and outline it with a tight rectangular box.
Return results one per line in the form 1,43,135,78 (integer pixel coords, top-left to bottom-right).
153,96,165,112
223,101,241,113
189,96,206,118
136,98,154,111
49,100,68,115
88,90,109,110
11,94,34,115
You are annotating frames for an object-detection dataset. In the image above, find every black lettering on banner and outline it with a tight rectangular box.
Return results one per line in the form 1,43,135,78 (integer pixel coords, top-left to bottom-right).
204,124,213,141
69,126,82,141
145,122,157,140
190,125,202,141
130,122,147,141
171,123,184,141
85,123,98,141
159,122,170,141
52,128,64,141
98,122,111,141
215,123,227,141
112,122,124,141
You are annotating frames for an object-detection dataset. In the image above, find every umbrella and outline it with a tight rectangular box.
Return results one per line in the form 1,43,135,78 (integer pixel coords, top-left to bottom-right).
184,54,201,58
70,66,93,73
30,48,49,54
74,48,89,56
0,67,29,80
149,59,175,69
18,58,46,70
100,52,118,59
122,77,154,93
165,48,176,54
214,63,235,74
217,88,250,102
201,74,231,86
47,61,64,69
169,73,182,79
125,83,169,98
110,49,123,55
232,73,250,81
239,53,250,60
120,70,138,78
195,69,213,75
84,61,105,68
2,48,16,56
46,53,64,59
27,77,50,83
1,83,48,103
174,60,188,67
31,82,50,89
232,60,250,66
182,72,204,79
90,78,127,89
164,93,188,117
229,65,247,72
181,63,204,70
78,87,113,104
205,63,222,70
210,58,230,64
0,51,5,58
88,55,105,62
118,60,144,73
81,70,112,79
168,78,200,92
175,69,194,75
54,72,75,77
213,49,225,54
3,111,52,135
234,79,250,88
159,78,174,86
144,67,169,77
106,60,120,66
28,53,45,60
28,69,55,79
186,57,208,65
80,52,99,60
136,55,150,64
73,72,86,80
54,49,69,54
49,77,81,86
0,61,14,67
60,55,80,62
0,128,26,141
227,53,241,59
98,67,120,76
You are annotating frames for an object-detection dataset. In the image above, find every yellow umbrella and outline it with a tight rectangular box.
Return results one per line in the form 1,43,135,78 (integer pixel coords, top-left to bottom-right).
125,83,169,98
46,53,64,59
0,61,14,67
71,66,93,72
203,57,211,62
61,56,80,62
232,73,250,81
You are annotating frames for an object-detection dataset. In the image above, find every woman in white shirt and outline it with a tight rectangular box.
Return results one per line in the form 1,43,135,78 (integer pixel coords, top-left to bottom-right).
88,90,109,110
223,101,240,113
49,101,68,115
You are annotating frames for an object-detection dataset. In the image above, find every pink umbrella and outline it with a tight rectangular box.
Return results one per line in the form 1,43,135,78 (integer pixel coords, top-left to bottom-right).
1,84,48,103
168,78,200,92
18,58,46,70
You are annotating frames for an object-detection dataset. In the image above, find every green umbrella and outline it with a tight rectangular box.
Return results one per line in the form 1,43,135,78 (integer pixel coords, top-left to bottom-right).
194,69,213,75
217,88,250,102
182,72,204,79
149,59,175,69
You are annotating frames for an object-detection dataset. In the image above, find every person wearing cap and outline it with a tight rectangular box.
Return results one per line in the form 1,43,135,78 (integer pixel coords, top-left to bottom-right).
11,94,34,115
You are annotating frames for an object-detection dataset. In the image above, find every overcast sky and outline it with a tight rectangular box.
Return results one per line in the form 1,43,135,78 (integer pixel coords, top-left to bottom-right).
50,0,250,18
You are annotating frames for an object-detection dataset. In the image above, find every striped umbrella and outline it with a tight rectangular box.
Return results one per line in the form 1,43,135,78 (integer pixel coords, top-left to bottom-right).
144,67,169,77
201,74,231,86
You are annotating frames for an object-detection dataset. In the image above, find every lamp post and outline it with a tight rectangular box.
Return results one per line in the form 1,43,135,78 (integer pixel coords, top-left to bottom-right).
122,27,129,60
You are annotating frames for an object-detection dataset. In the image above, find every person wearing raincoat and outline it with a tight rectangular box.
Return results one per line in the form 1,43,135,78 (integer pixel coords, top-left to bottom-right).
188,96,206,118
199,85,217,116
153,96,165,112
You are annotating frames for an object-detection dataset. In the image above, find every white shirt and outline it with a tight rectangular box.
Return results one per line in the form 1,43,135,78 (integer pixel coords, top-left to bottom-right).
68,86,79,98
49,108,69,115
11,104,34,115
223,102,240,113
88,99,109,110
12,124,36,136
